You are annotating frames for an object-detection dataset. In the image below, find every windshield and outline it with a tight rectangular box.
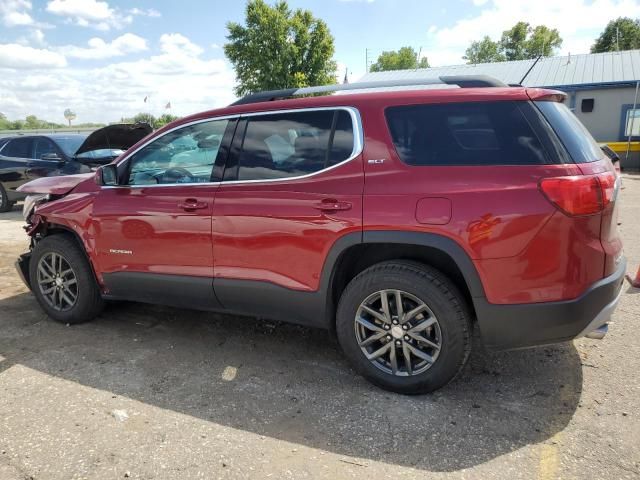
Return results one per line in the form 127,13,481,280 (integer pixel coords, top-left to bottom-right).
535,101,603,163
53,135,87,157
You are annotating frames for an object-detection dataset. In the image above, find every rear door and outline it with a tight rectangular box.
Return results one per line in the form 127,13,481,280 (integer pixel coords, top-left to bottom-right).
211,107,363,324
91,118,233,309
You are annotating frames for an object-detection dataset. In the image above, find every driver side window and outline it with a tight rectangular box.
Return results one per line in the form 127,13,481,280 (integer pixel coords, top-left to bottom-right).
127,119,228,185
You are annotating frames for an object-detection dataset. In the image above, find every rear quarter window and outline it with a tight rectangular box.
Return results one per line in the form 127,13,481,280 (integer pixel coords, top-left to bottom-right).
2,137,33,159
534,101,603,163
385,101,551,166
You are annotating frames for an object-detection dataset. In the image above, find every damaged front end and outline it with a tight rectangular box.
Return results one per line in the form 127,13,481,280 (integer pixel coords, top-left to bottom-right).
15,213,47,291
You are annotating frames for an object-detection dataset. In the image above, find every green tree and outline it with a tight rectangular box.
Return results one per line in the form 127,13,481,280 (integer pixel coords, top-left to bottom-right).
464,22,562,64
592,17,640,52
132,113,156,126
369,46,428,72
500,21,531,60
154,113,179,129
224,0,337,96
0,113,9,131
524,25,562,58
463,36,505,64
25,115,42,129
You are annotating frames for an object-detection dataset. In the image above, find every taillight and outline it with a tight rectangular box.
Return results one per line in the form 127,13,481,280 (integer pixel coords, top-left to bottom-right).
598,171,617,204
540,172,617,216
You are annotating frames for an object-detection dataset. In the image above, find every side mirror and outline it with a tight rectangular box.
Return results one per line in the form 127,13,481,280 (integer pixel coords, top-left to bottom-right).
41,153,62,162
98,164,118,186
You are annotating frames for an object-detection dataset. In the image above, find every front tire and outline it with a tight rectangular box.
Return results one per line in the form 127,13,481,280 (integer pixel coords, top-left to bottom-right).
336,261,472,394
29,235,104,324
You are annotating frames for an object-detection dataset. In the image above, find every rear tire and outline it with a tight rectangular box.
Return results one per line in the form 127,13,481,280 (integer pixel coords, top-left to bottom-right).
336,261,472,394
0,184,14,212
29,235,104,324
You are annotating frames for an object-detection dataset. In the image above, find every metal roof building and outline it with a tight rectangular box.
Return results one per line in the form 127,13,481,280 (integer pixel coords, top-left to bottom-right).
359,50,640,89
359,50,640,165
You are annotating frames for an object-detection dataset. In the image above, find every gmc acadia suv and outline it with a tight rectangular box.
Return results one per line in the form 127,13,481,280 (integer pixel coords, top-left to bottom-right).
15,76,624,394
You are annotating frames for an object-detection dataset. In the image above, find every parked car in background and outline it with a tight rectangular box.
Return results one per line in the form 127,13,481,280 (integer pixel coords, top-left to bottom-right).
0,123,152,212
15,77,624,394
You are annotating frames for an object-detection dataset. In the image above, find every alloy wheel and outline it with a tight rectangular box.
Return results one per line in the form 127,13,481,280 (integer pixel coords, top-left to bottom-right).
354,289,442,376
37,252,78,311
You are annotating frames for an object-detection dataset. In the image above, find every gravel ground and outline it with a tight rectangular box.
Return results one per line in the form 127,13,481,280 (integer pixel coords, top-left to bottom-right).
0,178,639,480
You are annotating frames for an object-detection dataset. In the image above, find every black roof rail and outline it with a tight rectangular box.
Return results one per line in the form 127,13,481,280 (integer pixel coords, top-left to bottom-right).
230,75,507,106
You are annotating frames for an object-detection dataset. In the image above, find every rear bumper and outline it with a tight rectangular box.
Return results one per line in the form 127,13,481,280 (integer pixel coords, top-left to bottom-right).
15,252,31,290
475,257,626,350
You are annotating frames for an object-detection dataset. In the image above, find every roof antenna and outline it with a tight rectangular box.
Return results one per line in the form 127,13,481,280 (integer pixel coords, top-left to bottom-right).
518,54,542,85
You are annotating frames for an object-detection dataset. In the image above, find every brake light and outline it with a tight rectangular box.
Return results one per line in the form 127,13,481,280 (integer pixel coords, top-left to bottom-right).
598,171,617,204
539,172,616,216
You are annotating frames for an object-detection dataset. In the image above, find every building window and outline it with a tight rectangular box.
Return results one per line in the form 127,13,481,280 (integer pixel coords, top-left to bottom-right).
624,108,640,137
581,98,594,113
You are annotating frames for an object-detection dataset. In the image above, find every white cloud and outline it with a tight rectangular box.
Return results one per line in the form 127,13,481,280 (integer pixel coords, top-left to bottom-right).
160,33,203,57
129,7,161,18
428,0,640,66
45,0,138,30
46,0,113,21
62,33,147,59
0,43,67,68
31,29,45,44
4,11,33,26
1,0,33,26
0,33,235,124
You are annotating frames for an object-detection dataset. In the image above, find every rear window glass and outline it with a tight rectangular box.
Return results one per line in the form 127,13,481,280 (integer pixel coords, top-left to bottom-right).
385,101,550,166
2,138,32,158
535,101,603,163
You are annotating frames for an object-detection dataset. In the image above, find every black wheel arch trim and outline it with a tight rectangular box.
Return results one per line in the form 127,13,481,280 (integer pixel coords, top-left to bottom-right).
357,231,486,299
36,222,102,289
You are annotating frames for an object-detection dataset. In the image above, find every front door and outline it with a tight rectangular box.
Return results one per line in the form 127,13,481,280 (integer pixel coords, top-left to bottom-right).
91,118,232,309
211,108,363,325
25,137,69,180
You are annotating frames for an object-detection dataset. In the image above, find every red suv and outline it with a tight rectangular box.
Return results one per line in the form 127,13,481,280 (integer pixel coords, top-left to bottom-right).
15,76,624,394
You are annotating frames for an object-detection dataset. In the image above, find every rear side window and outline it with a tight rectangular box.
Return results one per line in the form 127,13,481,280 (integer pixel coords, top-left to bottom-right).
232,109,355,181
2,138,32,159
535,101,603,163
385,101,550,166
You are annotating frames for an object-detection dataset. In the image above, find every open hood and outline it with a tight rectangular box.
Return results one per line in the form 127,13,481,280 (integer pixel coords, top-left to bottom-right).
74,122,152,156
17,173,93,195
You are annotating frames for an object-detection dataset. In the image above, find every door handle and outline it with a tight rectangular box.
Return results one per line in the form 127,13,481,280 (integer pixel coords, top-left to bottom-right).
179,199,208,211
313,199,352,212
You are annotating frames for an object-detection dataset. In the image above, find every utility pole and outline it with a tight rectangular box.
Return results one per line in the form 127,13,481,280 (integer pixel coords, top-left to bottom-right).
617,26,620,51
365,48,370,73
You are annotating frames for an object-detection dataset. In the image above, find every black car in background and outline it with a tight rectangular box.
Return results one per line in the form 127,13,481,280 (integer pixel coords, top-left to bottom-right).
0,124,151,212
